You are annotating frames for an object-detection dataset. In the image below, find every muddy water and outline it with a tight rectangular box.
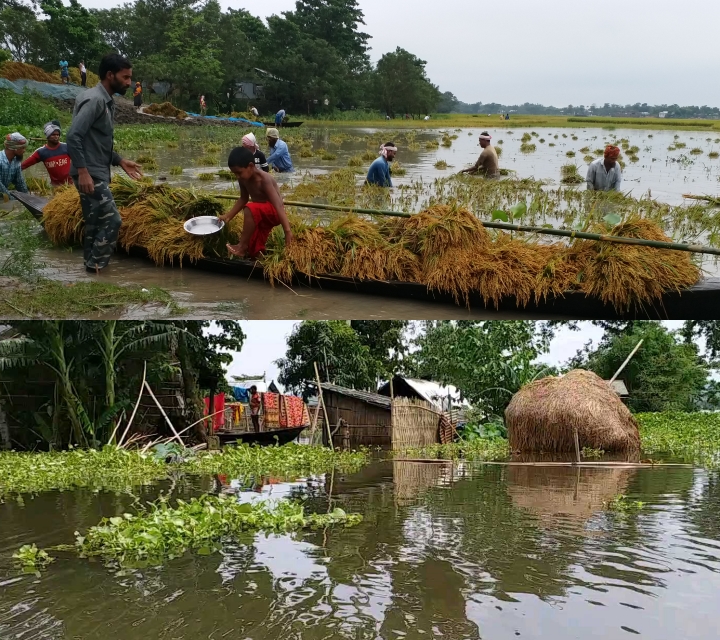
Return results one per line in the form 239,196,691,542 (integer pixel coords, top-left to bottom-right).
1,461,719,639
17,125,720,318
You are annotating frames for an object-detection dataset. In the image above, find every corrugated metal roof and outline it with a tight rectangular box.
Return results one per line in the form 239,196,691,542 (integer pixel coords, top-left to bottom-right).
319,383,391,409
400,378,469,408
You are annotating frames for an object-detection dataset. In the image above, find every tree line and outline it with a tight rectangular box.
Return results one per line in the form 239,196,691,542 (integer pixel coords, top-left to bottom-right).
0,0,441,117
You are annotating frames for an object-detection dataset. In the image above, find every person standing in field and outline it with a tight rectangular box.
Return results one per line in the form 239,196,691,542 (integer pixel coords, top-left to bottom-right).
79,60,87,87
219,146,294,259
365,142,397,187
274,107,286,127
133,82,142,111
265,128,293,173
66,53,143,274
250,106,259,118
200,95,207,116
459,132,500,178
249,385,261,433
59,59,69,84
0,133,29,201
21,122,72,188
242,133,269,172
586,145,622,191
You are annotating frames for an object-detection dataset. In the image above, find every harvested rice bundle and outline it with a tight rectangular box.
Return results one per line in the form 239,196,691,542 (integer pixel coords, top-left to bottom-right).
284,224,341,277
535,243,594,302
384,243,422,282
422,247,479,305
261,217,314,285
42,186,82,245
329,215,392,281
399,205,489,256
574,217,700,311
144,220,206,265
145,102,188,119
0,61,57,83
472,234,557,308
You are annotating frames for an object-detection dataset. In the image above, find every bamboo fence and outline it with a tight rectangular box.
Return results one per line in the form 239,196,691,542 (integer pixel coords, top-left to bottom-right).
391,397,442,450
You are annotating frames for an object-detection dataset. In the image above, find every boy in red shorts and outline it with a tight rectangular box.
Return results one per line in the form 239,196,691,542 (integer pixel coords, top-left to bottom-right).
219,146,293,258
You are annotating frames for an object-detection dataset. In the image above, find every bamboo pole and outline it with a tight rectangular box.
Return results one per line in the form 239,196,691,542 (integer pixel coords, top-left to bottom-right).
314,361,333,448
144,380,185,446
610,339,644,384
210,195,720,256
117,362,146,447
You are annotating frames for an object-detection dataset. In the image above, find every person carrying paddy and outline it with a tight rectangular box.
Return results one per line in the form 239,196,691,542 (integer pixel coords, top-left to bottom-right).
586,145,622,191
459,132,499,178
365,142,397,187
219,146,294,259
21,122,72,188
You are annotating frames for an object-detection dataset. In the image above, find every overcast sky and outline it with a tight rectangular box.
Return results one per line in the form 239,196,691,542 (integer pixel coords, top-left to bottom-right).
80,0,720,106
223,321,686,391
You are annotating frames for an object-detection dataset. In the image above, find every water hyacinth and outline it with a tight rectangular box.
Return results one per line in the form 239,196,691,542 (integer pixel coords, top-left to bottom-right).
73,494,363,566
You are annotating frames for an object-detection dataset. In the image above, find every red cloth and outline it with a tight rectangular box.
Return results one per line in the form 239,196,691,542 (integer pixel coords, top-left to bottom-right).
21,144,72,186
203,394,225,431
283,395,307,428
246,201,280,258
262,392,280,428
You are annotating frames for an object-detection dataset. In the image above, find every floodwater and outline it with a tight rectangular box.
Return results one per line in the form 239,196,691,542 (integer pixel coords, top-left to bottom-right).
15,125,720,318
1,460,719,639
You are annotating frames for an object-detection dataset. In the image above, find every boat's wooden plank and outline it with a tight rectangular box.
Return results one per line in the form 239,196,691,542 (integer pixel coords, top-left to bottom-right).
392,459,695,468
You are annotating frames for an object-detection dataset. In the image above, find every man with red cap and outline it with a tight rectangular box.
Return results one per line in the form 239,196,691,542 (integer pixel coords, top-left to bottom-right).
586,145,622,191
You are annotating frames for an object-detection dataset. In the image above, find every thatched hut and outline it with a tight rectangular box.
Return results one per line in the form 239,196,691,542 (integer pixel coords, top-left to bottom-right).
505,369,640,454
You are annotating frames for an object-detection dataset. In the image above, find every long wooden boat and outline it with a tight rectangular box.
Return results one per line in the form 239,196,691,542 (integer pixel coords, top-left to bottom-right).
12,191,720,319
262,121,303,128
216,425,305,447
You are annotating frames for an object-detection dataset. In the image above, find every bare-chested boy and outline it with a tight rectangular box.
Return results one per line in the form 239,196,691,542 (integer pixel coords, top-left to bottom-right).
219,146,294,258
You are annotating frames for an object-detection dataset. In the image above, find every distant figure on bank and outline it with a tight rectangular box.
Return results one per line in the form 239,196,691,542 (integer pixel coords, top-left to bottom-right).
459,132,499,178
219,146,293,259
0,133,28,201
265,128,293,173
250,106,259,118
586,145,622,192
365,142,397,187
200,95,207,116
66,53,143,273
505,113,510,120
275,107,286,127
59,59,69,84
133,82,142,110
424,115,431,121
242,133,269,172
249,385,261,432
79,60,87,87
21,122,72,187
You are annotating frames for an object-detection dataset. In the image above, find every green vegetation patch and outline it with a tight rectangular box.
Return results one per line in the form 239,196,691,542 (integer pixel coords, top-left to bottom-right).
71,494,363,567
637,412,720,467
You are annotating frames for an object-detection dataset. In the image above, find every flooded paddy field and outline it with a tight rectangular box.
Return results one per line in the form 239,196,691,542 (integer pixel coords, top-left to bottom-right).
1,459,718,639
13,124,720,318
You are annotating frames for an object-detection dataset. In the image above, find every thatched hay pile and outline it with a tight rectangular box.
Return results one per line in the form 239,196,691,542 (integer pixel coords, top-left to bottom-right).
505,369,641,454
145,102,188,119
42,177,239,265
508,466,635,522
0,61,57,83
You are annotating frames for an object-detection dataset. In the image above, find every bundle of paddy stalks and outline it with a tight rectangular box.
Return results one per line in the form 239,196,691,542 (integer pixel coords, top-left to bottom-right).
0,61,57,83
41,176,241,266
145,102,188,119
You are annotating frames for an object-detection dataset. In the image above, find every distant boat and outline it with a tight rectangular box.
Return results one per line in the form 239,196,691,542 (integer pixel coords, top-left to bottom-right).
263,121,303,128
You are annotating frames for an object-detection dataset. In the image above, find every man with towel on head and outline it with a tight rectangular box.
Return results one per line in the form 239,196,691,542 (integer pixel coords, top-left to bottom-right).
242,133,269,172
586,145,622,192
460,132,500,178
0,133,29,201
365,142,397,187
219,146,293,259
22,122,72,187
265,128,293,173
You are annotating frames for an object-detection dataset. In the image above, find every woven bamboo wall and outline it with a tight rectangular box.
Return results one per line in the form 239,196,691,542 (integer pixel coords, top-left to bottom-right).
324,392,392,447
391,397,441,450
393,460,453,505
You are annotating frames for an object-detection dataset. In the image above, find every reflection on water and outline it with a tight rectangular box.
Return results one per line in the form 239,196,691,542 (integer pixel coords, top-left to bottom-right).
1,461,719,639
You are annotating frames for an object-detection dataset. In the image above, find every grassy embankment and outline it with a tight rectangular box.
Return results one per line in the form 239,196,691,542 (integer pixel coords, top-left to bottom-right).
303,113,720,132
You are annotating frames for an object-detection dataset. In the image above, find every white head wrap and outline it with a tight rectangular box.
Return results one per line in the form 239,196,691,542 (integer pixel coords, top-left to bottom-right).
4,132,27,151
242,132,258,151
379,144,398,159
44,122,61,138
479,133,492,141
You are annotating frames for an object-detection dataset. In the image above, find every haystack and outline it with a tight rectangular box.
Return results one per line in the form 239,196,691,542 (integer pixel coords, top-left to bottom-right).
505,369,640,454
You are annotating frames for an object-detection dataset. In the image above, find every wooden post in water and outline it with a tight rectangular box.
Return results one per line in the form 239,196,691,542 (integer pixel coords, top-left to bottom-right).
573,428,581,464
389,375,395,439
314,361,333,448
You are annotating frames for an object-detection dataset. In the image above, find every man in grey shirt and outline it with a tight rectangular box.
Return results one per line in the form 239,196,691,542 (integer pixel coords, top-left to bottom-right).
586,145,622,192
66,53,142,273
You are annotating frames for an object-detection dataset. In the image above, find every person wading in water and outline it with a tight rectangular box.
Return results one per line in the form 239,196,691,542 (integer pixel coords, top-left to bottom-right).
459,132,500,178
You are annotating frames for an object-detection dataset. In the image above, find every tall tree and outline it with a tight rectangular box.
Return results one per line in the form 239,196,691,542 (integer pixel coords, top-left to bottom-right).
570,322,708,413
408,321,553,417
0,4,47,63
350,320,409,377
40,0,107,66
276,321,378,399
373,48,441,117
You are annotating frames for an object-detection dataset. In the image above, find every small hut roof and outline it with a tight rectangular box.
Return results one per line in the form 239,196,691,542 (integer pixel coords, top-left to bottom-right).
378,376,470,409
318,383,391,409
505,369,640,454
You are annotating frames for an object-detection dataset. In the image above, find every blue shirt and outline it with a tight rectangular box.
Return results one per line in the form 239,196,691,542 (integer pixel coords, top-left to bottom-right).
366,156,392,187
267,139,293,172
0,151,28,199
